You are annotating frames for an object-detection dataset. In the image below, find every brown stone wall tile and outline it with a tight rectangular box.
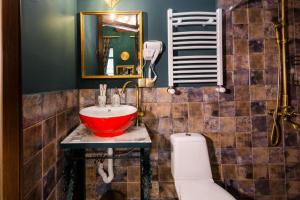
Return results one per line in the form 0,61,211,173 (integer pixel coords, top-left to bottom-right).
66,107,80,132
173,118,188,133
269,147,284,164
43,167,56,200
220,101,236,117
251,101,266,115
172,88,188,103
220,117,236,132
157,118,172,134
142,88,157,103
127,166,140,182
23,152,42,196
222,164,237,179
269,164,285,180
113,166,127,182
127,182,140,199
234,69,249,85
79,89,96,108
221,132,236,148
204,116,219,132
237,165,253,180
158,165,173,182
172,103,188,119
150,181,159,199
265,38,278,54
235,86,250,101
56,91,67,113
24,180,42,200
237,180,255,198
254,164,269,179
66,89,78,109
253,148,269,164
250,53,264,69
248,8,264,24
255,179,270,195
252,116,267,132
285,147,300,163
56,177,67,200
232,9,248,24
221,148,237,164
43,142,56,174
204,103,219,117
111,183,127,198
270,180,286,195
236,101,250,116
42,92,58,119
239,112,254,130
234,55,249,70
188,87,203,102
236,148,253,164
23,94,43,128
236,133,252,147
56,112,67,137
251,70,265,85
250,86,267,101
23,124,43,163
249,23,264,39
252,131,268,147
233,24,249,39
203,87,219,102
249,39,264,53
234,39,249,55
155,103,171,118
156,88,172,103
159,182,177,199
42,116,56,147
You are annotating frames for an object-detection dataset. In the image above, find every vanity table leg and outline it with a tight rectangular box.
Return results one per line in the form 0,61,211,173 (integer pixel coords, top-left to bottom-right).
140,148,151,200
66,150,85,200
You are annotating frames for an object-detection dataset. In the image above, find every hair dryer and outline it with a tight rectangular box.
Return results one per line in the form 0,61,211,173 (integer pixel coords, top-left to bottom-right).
143,41,163,85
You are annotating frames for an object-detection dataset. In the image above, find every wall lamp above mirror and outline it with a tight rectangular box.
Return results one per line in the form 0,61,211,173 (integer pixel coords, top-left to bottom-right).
80,11,143,79
104,0,120,8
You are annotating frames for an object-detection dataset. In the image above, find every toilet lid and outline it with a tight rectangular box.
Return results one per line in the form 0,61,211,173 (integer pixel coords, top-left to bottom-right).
178,181,236,200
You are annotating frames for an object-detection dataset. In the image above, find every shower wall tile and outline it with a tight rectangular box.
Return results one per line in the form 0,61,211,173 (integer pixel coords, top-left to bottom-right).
232,9,248,24
22,89,79,199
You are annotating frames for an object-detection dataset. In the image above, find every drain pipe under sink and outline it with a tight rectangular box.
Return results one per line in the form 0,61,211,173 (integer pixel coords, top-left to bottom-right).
97,148,114,183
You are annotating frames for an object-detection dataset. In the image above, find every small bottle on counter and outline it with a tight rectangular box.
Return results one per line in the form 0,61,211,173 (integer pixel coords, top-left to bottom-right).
111,88,121,107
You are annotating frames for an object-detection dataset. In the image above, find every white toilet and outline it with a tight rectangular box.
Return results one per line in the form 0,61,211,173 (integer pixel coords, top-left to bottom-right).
171,133,236,200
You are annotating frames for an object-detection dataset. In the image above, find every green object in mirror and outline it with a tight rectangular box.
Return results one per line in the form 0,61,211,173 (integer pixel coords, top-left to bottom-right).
80,11,143,79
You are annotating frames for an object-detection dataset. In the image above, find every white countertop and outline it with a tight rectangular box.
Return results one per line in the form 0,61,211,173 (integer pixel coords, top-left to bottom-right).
61,124,152,149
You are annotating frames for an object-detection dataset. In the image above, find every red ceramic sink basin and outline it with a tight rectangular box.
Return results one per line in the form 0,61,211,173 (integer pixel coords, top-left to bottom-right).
79,105,137,137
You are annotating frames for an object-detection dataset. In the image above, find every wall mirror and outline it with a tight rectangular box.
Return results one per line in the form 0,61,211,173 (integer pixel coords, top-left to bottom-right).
80,11,143,79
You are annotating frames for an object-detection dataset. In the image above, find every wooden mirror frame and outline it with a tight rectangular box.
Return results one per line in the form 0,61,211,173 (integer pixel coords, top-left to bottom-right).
80,10,143,79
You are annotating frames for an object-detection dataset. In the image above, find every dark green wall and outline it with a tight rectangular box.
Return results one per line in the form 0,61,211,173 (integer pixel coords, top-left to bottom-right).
77,0,216,89
21,0,77,94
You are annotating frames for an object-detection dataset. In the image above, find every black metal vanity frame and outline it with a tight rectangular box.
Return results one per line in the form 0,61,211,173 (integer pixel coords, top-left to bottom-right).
60,126,152,200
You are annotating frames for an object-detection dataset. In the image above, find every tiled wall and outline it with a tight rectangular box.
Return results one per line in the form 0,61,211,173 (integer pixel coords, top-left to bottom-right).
82,1,300,200
22,0,300,199
22,90,79,200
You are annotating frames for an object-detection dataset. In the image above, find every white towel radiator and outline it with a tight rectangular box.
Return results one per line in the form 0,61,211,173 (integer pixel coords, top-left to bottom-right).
167,9,225,93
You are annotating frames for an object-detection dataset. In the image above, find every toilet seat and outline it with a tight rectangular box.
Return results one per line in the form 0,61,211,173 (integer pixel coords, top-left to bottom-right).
176,180,236,200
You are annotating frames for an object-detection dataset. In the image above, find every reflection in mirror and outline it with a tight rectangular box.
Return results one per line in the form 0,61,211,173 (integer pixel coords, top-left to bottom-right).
81,11,143,78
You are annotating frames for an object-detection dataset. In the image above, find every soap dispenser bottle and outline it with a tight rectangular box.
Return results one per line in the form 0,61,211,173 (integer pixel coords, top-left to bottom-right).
111,88,121,107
